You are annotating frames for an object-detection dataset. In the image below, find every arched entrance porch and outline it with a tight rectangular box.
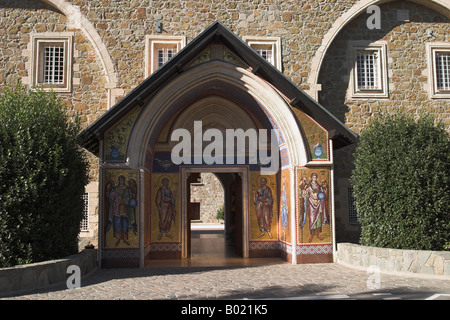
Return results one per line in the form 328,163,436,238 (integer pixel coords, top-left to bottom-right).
139,62,303,264
79,22,354,268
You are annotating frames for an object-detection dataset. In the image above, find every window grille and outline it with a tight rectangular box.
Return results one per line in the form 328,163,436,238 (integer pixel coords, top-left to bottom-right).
30,35,72,92
348,188,359,224
43,45,65,84
80,193,89,232
146,36,185,76
256,47,273,64
436,51,450,91
251,44,274,65
244,37,281,71
157,47,176,68
356,50,380,90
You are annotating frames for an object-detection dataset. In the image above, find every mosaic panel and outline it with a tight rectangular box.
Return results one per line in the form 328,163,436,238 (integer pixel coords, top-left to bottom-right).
104,106,142,162
296,167,332,245
250,172,278,241
103,169,140,249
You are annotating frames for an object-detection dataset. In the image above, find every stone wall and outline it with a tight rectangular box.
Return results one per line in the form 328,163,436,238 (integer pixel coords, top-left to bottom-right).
337,243,450,279
68,0,362,93
0,249,98,297
3,1,446,174
319,1,450,135
190,173,224,223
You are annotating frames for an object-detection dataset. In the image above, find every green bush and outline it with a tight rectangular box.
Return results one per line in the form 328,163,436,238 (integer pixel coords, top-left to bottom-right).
444,242,450,251
216,205,224,221
351,113,449,251
0,85,89,267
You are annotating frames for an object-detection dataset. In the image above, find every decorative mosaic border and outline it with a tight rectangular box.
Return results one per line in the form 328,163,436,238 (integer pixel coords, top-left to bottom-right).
150,242,182,252
102,248,140,259
249,241,279,251
279,242,295,255
296,244,333,255
249,241,295,255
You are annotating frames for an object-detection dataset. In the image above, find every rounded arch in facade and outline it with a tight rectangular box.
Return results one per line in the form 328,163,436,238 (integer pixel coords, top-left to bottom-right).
307,0,450,100
41,0,120,106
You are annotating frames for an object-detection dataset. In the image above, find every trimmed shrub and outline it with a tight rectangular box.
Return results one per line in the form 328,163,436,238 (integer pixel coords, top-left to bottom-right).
351,113,449,251
0,85,89,267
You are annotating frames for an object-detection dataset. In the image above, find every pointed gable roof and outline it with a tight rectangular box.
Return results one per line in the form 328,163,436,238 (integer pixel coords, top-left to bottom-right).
79,21,357,155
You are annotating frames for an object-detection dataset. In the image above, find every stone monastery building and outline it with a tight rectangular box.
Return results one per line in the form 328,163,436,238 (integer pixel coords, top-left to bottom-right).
1,0,449,267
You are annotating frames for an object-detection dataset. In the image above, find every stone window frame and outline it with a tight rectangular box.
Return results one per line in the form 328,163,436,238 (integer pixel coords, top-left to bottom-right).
29,33,73,93
243,36,282,71
426,42,450,99
347,41,389,99
145,35,186,77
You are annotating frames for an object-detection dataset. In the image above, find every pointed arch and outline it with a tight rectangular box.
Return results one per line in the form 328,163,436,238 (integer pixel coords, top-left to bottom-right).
127,61,309,170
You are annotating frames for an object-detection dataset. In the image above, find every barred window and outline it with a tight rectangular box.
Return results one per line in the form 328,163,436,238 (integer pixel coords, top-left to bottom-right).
43,45,65,85
252,44,274,65
356,50,380,91
80,193,89,232
427,44,450,98
157,45,177,68
348,188,359,224
349,42,388,98
435,51,450,91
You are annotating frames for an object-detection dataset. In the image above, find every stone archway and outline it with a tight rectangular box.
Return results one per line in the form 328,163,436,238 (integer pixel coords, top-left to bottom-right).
189,172,225,223
131,61,310,264
82,22,353,266
160,95,259,260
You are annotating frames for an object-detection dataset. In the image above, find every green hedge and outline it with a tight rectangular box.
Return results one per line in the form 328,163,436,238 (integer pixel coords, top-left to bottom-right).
351,113,449,251
0,85,89,267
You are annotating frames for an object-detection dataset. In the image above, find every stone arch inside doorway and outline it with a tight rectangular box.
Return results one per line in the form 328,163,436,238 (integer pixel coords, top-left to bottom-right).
181,167,247,260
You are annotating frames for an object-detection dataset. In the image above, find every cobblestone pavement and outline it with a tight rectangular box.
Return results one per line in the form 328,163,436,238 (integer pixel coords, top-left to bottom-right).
2,261,450,301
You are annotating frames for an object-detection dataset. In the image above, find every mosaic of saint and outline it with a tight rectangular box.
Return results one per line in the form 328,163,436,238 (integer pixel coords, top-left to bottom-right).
297,168,331,244
103,170,139,248
250,173,277,240
280,169,290,243
151,173,180,242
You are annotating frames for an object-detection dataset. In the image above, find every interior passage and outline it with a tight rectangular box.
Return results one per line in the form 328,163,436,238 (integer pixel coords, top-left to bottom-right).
145,223,285,267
